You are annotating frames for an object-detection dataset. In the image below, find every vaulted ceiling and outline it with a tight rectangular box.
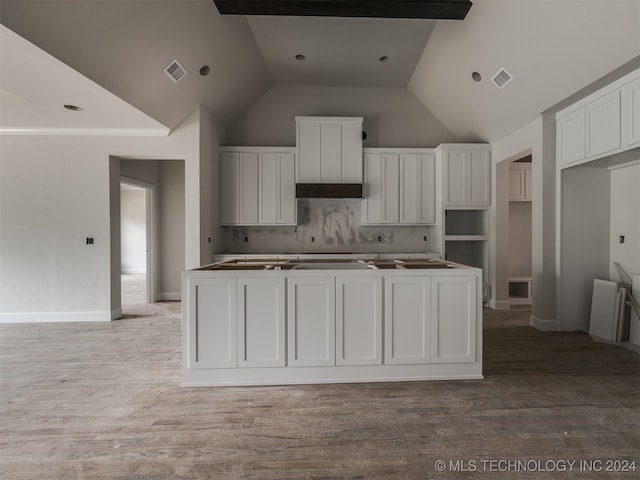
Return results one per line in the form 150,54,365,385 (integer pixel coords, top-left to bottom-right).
1,0,639,142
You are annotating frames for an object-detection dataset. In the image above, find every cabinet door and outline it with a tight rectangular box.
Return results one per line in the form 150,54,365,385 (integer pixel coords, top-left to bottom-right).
361,153,399,224
557,108,586,166
287,277,336,366
384,276,431,365
277,153,296,224
297,122,321,182
341,123,363,182
586,90,621,158
443,151,467,207
258,152,278,224
430,276,477,363
336,277,382,366
220,152,240,225
238,277,285,367
508,168,525,200
622,77,640,148
467,150,490,206
400,153,435,224
239,152,258,224
188,278,237,368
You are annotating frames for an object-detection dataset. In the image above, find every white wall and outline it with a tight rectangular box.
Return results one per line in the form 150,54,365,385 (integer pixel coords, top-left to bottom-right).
227,85,457,147
159,161,185,298
0,106,219,322
560,165,611,332
609,162,640,281
120,186,146,274
491,116,558,328
200,107,227,263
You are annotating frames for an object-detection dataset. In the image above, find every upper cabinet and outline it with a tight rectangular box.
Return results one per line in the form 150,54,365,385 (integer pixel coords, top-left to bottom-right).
439,144,491,208
361,149,436,225
557,68,639,168
509,162,532,201
622,76,640,149
220,147,297,226
585,90,621,158
296,116,363,183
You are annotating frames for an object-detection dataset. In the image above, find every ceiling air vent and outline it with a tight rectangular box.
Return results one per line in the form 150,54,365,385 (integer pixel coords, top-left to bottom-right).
492,68,513,89
164,59,187,83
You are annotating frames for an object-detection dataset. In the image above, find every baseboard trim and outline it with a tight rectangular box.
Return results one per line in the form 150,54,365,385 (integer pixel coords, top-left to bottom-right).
156,292,181,301
530,315,560,331
0,310,113,323
121,269,146,275
487,299,511,310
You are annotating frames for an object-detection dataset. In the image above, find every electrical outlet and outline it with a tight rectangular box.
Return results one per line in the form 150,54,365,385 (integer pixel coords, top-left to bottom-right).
244,236,249,243
377,235,382,242
619,235,625,244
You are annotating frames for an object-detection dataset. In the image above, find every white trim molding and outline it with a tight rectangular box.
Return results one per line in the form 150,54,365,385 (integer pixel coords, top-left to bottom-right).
156,292,182,301
488,299,511,310
1,311,115,323
530,315,560,332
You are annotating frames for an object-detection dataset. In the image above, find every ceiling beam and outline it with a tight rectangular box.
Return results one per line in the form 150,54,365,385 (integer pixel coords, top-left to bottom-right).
213,0,472,20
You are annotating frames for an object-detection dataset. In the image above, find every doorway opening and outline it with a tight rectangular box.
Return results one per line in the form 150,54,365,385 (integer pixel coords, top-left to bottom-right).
120,177,156,310
507,155,533,307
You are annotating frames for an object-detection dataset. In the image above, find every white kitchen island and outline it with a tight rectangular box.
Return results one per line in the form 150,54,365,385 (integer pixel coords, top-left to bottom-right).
182,258,482,386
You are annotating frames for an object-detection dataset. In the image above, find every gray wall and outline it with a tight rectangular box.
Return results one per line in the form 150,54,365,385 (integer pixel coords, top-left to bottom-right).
227,85,457,147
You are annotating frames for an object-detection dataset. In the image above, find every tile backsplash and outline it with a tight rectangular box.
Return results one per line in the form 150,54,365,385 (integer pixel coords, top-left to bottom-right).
223,199,435,254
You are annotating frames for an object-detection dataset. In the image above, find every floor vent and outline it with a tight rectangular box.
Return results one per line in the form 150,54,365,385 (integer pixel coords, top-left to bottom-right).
492,67,513,89
164,59,187,83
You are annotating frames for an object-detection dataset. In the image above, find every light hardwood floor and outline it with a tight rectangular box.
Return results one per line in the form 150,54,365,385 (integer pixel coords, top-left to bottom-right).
1,296,638,479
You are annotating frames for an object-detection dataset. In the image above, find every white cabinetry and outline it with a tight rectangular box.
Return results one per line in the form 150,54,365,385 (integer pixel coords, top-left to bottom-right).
296,116,363,183
362,153,399,224
361,149,435,225
221,151,257,225
237,277,286,367
622,76,640,148
439,145,491,208
384,276,431,364
220,147,296,226
586,90,621,158
287,277,336,366
509,162,532,201
557,109,586,167
400,153,436,224
183,268,482,386
187,278,237,368
430,276,477,363
557,68,639,167
336,277,383,366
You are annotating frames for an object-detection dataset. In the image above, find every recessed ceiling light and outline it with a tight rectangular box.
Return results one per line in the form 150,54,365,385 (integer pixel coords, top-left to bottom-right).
64,104,83,111
199,65,211,76
295,54,306,61
379,56,389,63
472,71,482,82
